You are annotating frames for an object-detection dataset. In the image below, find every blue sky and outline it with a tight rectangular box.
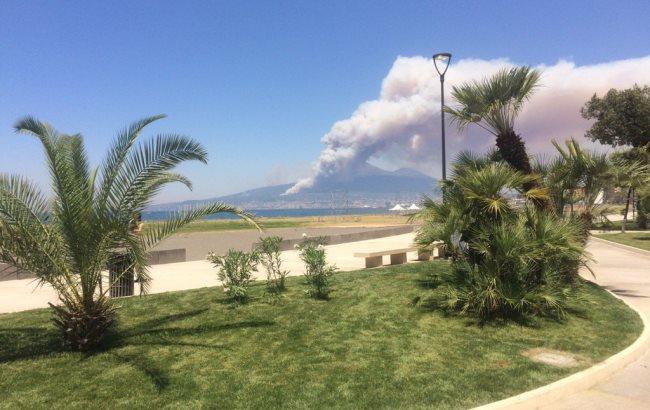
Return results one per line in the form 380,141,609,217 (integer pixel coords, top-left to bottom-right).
1,0,649,202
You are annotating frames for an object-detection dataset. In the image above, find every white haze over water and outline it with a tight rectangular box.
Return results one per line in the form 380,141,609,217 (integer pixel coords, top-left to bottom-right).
286,55,650,194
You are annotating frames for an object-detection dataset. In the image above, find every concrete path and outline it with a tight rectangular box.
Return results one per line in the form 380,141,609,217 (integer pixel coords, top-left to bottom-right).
0,233,421,313
538,239,650,409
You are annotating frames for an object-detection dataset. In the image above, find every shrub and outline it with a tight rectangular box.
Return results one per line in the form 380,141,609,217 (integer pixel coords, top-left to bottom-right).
208,249,258,303
296,235,336,299
414,152,588,321
256,236,289,294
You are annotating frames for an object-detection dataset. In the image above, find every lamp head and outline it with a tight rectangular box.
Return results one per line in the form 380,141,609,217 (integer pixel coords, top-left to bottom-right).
432,52,452,76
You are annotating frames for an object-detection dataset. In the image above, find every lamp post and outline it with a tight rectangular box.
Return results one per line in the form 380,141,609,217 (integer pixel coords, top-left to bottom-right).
432,52,451,180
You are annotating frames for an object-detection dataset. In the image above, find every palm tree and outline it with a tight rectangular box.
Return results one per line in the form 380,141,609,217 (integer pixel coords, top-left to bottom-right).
445,66,541,177
551,139,612,229
610,150,650,232
533,155,572,215
0,115,257,350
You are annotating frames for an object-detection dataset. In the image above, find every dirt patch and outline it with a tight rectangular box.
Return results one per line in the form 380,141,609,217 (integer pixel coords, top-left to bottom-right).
522,348,582,368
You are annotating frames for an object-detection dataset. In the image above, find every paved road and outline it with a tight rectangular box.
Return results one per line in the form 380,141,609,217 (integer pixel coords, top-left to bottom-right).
539,239,650,409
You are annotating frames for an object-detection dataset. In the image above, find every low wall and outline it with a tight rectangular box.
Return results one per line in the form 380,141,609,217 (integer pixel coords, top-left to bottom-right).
147,248,186,265
251,225,415,251
0,249,187,282
0,264,34,282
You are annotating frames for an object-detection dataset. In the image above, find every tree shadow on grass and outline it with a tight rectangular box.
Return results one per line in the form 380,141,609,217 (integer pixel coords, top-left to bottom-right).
95,315,274,392
601,285,650,299
0,325,62,363
0,307,274,367
108,351,171,392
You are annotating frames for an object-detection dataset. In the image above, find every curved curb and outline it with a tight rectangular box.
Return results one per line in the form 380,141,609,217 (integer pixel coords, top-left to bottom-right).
474,287,649,409
590,236,650,257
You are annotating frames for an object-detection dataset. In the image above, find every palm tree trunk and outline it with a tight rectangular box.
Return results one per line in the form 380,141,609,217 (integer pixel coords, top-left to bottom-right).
622,187,632,233
495,130,554,211
495,130,533,175
638,198,648,230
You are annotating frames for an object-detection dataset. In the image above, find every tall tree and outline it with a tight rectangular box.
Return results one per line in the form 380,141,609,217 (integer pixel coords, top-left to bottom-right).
445,66,541,176
581,85,650,148
0,115,258,350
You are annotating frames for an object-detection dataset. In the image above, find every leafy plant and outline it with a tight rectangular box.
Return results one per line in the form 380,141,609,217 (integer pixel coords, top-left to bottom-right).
0,115,257,350
296,235,336,299
208,249,258,303
256,236,289,294
581,84,650,148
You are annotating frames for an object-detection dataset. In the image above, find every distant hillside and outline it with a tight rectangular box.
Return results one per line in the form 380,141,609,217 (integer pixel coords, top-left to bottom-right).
150,163,438,211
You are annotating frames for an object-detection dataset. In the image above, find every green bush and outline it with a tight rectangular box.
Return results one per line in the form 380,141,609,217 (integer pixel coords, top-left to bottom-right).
414,153,588,321
256,236,289,294
296,236,336,299
208,249,258,303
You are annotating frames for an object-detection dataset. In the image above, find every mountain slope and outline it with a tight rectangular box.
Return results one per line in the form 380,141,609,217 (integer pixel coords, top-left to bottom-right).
150,164,438,211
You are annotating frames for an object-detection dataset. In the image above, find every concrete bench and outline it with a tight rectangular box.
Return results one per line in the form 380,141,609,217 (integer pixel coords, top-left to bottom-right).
353,241,444,268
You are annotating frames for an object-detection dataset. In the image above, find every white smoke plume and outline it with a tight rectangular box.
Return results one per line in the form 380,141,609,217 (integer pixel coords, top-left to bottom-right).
285,55,650,194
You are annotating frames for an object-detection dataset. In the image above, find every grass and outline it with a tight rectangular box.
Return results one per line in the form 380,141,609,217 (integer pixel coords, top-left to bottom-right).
145,214,412,234
592,219,648,231
0,262,642,409
594,232,650,251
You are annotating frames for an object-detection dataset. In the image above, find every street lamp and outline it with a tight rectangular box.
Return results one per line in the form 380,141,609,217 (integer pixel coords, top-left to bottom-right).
432,52,451,180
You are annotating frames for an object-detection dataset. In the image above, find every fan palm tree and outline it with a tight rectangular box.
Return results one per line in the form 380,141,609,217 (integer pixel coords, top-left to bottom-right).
533,155,571,215
413,151,548,257
0,114,258,350
413,152,585,321
445,66,541,176
551,138,612,229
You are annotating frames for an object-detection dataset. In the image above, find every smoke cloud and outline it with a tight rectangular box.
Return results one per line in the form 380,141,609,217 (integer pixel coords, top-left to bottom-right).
285,55,650,194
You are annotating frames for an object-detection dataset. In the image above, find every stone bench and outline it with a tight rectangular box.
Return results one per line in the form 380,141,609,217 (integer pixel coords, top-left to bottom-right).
353,241,444,268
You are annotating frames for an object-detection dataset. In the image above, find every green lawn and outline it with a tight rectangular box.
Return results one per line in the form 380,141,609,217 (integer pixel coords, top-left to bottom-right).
172,217,309,232
0,262,642,409
595,232,650,251
592,219,647,231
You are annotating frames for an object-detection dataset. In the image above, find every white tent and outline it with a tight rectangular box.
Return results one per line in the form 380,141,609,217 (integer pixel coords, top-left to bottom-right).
389,204,405,211
408,204,421,210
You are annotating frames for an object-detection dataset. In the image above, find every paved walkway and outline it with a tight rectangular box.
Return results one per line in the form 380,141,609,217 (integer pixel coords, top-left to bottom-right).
536,238,650,409
0,233,421,313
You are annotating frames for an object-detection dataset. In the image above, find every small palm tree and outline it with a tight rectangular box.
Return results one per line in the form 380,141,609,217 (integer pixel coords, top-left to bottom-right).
445,66,541,176
0,115,257,350
551,138,613,229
